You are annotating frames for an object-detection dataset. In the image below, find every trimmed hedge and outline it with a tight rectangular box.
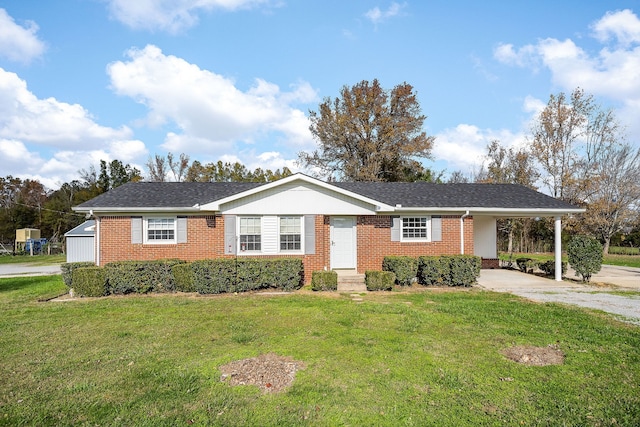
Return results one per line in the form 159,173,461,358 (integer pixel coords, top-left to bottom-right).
61,262,95,288
382,256,417,286
104,259,185,294
172,263,195,292
311,271,338,291
417,256,449,286
72,267,107,297
417,255,481,287
189,258,303,294
365,270,395,291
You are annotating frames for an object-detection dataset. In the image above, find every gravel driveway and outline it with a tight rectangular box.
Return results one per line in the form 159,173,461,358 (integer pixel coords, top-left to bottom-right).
477,268,640,325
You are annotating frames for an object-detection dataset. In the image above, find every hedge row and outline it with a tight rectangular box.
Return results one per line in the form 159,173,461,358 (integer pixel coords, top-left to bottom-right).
515,257,567,277
311,270,337,291
383,255,482,287
65,258,304,297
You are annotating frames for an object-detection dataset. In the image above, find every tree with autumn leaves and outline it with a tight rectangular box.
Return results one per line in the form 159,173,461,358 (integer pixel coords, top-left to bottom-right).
298,79,435,182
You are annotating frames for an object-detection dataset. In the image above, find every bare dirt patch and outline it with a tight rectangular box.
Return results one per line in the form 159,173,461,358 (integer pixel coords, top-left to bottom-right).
501,345,564,366
219,353,306,393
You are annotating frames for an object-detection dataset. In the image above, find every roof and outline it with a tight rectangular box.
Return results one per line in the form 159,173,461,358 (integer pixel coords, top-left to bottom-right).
64,220,96,237
332,182,578,210
73,174,582,215
75,181,261,209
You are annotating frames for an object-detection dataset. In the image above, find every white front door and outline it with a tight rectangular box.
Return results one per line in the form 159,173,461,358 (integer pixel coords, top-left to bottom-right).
330,216,357,269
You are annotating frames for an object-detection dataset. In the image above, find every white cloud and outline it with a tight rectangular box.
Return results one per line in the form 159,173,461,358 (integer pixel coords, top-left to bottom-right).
434,124,526,173
494,9,640,143
105,0,272,33
0,68,132,148
107,44,316,158
365,2,406,26
591,9,640,46
0,8,46,64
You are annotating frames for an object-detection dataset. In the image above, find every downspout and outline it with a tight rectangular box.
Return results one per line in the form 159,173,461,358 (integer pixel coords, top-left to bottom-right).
93,211,100,266
460,210,470,254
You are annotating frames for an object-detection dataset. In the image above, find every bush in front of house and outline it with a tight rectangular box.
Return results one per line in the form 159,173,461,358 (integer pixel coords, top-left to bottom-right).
172,263,196,293
516,257,536,274
190,258,304,294
417,256,449,286
567,235,603,283
72,267,107,297
104,259,185,294
382,256,417,286
365,270,395,291
61,262,95,288
418,255,482,287
311,270,338,291
447,255,482,286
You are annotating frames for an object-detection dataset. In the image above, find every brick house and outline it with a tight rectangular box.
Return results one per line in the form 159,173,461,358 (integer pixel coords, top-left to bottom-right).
73,173,583,283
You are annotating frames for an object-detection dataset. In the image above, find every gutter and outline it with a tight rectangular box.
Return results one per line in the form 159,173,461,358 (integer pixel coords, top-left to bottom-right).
460,210,470,254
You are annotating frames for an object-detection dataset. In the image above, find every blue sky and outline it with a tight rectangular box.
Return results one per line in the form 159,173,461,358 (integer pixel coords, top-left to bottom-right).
1,0,640,189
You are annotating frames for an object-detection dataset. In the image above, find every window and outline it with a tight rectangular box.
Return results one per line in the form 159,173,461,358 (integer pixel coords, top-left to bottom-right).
402,216,429,241
280,217,301,251
239,217,261,251
146,218,176,243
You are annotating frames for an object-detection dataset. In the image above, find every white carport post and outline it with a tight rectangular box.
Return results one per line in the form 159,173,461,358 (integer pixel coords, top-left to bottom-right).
554,216,562,281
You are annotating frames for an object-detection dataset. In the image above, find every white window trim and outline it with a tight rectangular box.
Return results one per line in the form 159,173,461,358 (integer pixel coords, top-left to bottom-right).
238,216,263,254
278,216,304,254
400,215,431,242
143,216,177,245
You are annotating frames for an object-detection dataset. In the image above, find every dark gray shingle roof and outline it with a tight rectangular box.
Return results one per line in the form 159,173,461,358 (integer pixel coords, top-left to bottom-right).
331,182,578,210
76,181,262,209
75,179,579,211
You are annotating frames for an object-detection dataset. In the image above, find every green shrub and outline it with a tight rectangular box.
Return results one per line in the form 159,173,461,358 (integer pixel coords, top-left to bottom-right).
417,256,449,286
105,259,185,294
418,255,481,287
447,255,481,287
72,267,107,297
516,257,536,274
172,263,195,293
61,262,95,288
382,256,418,286
311,271,337,291
365,270,395,291
189,258,303,294
568,235,603,282
539,260,567,277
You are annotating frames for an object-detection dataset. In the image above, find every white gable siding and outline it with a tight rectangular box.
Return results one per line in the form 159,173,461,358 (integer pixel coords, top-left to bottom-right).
261,216,279,254
220,182,377,215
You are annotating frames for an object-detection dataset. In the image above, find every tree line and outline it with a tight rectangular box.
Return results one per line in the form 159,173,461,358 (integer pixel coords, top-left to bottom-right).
1,80,639,254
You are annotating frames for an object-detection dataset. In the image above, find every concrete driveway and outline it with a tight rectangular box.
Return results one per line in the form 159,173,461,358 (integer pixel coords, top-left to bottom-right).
477,267,640,325
0,263,62,278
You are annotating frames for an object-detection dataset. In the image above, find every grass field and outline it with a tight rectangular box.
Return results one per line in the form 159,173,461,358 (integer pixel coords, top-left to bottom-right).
0,253,65,265
500,252,640,269
1,275,639,426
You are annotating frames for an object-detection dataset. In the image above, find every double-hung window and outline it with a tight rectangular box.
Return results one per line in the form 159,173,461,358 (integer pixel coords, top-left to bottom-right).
279,217,301,251
239,217,261,252
401,216,430,241
146,218,176,243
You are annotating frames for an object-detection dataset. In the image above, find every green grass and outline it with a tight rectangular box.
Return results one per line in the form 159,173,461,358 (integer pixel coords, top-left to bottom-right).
0,253,65,265
1,276,640,426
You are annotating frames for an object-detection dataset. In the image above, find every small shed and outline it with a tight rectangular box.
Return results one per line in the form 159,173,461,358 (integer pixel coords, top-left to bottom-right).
64,220,95,263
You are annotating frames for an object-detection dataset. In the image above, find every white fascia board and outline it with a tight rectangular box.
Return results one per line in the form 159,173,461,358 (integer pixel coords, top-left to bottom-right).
198,173,396,212
392,207,586,216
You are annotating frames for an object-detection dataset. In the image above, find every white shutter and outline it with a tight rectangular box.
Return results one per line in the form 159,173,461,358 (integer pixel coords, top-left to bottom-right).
131,217,142,244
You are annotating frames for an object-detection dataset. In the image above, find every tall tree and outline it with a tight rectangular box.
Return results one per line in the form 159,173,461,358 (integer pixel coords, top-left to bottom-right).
185,160,292,182
530,88,595,201
146,154,169,182
168,152,190,182
298,79,435,181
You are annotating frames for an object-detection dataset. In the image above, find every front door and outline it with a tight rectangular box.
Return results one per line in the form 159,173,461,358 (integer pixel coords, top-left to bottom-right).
330,216,356,269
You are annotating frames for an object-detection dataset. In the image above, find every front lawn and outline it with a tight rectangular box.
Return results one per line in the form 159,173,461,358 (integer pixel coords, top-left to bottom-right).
0,253,65,265
1,276,639,426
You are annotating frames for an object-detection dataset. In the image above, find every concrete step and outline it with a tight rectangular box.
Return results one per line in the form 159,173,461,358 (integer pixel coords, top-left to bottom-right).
335,270,366,291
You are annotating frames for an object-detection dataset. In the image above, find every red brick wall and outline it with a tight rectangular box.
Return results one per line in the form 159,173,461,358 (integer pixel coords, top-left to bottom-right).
97,214,473,283
356,215,474,273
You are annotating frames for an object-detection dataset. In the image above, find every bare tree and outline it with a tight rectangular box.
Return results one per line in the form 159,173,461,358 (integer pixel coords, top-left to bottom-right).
146,154,168,182
168,152,190,182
